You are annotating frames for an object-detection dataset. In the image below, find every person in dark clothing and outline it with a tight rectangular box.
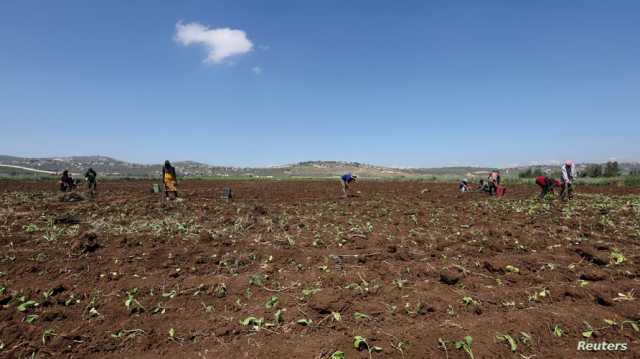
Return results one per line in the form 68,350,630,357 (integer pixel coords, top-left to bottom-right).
488,170,501,196
162,160,178,200
340,173,357,197
535,175,561,199
59,170,75,192
85,168,97,196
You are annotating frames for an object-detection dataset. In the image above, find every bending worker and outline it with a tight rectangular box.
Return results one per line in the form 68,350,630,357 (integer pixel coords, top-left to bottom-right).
340,173,357,198
535,175,561,199
59,170,75,192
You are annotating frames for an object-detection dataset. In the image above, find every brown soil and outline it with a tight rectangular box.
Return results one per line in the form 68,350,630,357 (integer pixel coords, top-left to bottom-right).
1,180,639,358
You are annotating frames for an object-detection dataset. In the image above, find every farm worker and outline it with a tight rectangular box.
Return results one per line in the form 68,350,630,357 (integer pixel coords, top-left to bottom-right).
488,170,501,196
560,160,576,200
84,167,97,196
162,160,178,200
59,170,75,192
535,175,561,199
477,179,490,193
340,173,357,197
459,179,469,192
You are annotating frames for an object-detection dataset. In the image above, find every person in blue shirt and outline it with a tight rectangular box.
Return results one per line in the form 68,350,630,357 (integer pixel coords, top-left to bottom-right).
340,173,358,197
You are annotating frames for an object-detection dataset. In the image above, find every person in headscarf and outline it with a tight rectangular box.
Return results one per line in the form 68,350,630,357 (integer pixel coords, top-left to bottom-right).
59,170,75,192
162,160,178,200
340,173,357,198
560,160,576,200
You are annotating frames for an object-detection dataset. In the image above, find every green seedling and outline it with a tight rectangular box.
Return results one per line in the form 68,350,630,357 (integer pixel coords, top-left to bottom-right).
152,303,167,315
353,335,382,354
438,338,448,357
553,325,563,337
124,289,144,313
604,319,618,327
610,250,626,265
64,294,79,306
42,329,57,345
240,316,264,328
613,291,635,302
582,321,594,338
462,296,477,306
168,328,177,341
519,332,533,348
330,351,345,359
42,289,54,300
404,302,426,317
213,283,227,298
302,288,321,297
43,219,64,242
354,312,370,320
265,296,279,309
454,336,474,359
244,287,253,299
111,329,145,339
0,285,6,295
162,290,177,299
332,311,342,321
234,298,245,309
17,300,38,312
312,238,325,248
383,303,397,313
248,273,265,286
23,223,38,233
528,288,550,303
25,314,39,324
496,334,517,352
505,265,520,273
296,318,312,326
274,309,285,324
393,278,408,289
201,302,214,313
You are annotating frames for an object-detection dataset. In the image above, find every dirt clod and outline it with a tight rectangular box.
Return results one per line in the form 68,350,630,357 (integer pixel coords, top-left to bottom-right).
439,270,461,285
71,231,100,254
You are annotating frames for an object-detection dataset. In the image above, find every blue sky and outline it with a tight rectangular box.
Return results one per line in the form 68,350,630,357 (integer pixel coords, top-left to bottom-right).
1,0,639,167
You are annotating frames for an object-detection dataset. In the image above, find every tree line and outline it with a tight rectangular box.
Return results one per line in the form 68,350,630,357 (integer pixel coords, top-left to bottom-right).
519,161,629,178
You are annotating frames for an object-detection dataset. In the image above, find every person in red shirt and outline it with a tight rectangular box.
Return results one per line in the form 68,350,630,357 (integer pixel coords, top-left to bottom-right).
535,175,561,199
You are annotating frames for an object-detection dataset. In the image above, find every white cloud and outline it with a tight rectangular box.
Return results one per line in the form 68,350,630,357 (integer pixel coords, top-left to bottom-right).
175,21,253,64
252,66,262,75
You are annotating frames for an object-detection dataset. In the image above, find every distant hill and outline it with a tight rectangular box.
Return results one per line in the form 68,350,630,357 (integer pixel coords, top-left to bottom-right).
0,156,495,178
0,155,637,179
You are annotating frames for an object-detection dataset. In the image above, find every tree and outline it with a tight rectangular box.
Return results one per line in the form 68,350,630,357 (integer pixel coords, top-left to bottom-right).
519,167,544,178
582,164,602,178
603,161,620,177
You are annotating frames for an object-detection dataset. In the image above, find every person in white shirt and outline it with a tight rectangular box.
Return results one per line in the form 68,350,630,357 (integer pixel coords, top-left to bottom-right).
560,160,576,200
